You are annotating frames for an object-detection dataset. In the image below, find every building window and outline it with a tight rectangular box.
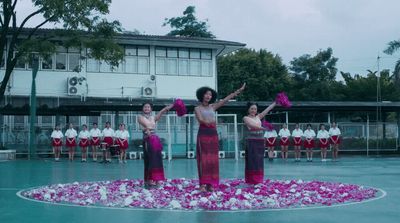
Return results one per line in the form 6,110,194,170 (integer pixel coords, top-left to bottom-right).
68,54,80,72
125,46,137,56
123,45,150,74
41,55,53,70
86,57,99,72
55,53,67,70
156,47,212,76
125,56,137,73
137,46,149,56
14,52,26,69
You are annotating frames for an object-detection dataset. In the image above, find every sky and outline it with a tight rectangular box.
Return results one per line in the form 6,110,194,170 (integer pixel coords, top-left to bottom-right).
15,0,400,77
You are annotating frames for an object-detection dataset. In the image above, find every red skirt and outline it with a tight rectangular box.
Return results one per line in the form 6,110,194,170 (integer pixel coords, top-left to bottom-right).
197,124,219,187
79,138,89,147
52,138,62,147
319,138,329,148
91,137,100,146
293,137,302,146
280,137,289,146
103,137,113,147
330,135,341,145
116,138,129,150
65,138,76,147
265,137,276,147
304,139,315,149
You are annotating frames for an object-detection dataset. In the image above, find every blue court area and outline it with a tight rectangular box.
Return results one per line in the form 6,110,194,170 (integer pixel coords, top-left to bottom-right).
0,156,399,223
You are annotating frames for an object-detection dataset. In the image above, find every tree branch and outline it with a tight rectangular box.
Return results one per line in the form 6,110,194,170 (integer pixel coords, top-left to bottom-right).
18,8,44,32
26,16,54,40
11,0,17,11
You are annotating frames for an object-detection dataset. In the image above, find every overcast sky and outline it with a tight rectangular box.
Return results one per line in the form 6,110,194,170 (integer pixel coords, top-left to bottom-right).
17,0,400,77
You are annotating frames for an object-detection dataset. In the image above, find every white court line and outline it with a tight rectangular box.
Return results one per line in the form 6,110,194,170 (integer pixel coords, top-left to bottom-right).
16,186,387,213
0,188,21,191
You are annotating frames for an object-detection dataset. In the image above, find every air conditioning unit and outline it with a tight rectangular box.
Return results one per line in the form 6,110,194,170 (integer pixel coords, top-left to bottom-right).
187,151,195,159
218,151,225,159
67,76,87,96
141,86,155,97
161,151,167,159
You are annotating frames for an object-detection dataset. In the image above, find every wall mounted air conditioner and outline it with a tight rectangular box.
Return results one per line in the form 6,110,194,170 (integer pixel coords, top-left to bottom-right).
141,86,155,97
67,76,87,96
187,151,195,159
218,151,225,159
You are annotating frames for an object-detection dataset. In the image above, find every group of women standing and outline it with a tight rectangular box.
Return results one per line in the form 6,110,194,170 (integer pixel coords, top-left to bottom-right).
51,83,340,190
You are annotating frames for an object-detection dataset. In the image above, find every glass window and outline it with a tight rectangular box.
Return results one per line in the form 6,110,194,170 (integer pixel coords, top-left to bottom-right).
167,48,178,58
201,61,212,76
41,55,53,70
156,47,167,57
189,60,201,75
68,47,80,53
178,48,189,58
179,59,189,75
14,52,26,69
100,60,112,73
86,58,99,72
138,57,149,74
28,53,39,69
68,54,80,72
166,59,178,75
137,46,149,56
201,49,212,60
55,53,67,70
112,63,124,73
125,46,137,56
125,57,137,73
56,46,67,53
189,49,200,59
156,58,166,74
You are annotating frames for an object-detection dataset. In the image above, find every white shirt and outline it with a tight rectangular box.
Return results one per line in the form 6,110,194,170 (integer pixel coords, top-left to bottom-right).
292,129,303,138
51,130,63,139
303,129,316,139
115,130,130,139
78,130,90,139
65,128,77,138
89,128,102,137
329,127,341,136
278,128,291,138
102,128,115,137
317,130,330,139
264,130,277,138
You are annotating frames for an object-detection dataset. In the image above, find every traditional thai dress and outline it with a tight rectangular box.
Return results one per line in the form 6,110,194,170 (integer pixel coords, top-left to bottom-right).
244,116,265,184
196,108,219,187
142,115,165,182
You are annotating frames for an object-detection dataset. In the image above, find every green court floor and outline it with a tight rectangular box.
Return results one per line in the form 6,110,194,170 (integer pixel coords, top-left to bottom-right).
0,156,399,223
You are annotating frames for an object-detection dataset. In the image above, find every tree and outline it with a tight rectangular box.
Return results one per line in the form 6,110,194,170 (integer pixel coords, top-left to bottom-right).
383,39,400,87
218,48,290,101
163,6,215,38
289,48,340,100
0,0,124,99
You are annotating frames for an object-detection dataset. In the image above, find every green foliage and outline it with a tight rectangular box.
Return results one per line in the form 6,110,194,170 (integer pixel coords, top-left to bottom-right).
217,48,290,101
289,48,339,100
163,6,215,38
0,0,124,97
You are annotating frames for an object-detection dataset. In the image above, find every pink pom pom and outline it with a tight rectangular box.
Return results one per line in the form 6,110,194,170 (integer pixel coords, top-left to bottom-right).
275,92,292,108
148,135,163,151
262,120,274,131
173,99,187,117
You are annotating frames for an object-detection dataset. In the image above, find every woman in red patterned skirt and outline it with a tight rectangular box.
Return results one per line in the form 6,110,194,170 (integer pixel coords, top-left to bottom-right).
194,83,246,192
89,123,101,162
278,123,291,161
291,123,303,162
138,102,173,187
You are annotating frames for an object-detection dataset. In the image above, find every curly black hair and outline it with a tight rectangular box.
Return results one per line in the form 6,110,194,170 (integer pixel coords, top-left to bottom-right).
142,101,154,109
196,86,217,103
246,102,258,114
